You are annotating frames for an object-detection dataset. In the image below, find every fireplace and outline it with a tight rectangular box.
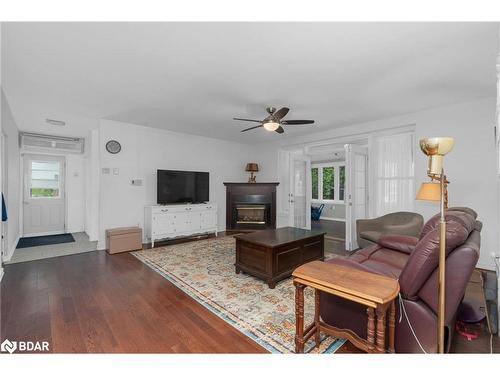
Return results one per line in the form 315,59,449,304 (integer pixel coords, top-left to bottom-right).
236,204,267,225
224,182,279,231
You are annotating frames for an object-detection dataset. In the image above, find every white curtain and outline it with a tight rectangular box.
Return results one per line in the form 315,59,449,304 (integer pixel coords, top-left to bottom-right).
373,132,415,216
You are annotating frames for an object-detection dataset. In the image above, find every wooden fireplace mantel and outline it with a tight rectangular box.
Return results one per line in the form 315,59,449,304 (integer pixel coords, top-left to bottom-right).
224,182,279,232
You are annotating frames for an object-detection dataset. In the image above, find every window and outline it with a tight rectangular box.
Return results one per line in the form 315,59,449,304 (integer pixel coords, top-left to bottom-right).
311,162,345,202
339,166,345,201
311,167,319,199
373,132,415,216
322,166,334,200
30,161,61,198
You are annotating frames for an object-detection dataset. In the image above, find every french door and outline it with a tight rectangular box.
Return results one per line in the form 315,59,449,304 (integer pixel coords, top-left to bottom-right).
23,154,66,237
289,155,311,230
345,144,368,251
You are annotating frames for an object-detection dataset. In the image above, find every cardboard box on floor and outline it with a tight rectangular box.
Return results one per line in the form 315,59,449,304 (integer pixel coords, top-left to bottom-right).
106,227,143,254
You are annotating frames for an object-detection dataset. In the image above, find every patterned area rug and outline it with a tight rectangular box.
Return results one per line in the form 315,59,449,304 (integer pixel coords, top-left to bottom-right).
132,236,345,353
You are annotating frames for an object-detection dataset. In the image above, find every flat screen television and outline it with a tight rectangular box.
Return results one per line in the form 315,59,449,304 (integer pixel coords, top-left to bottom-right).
157,169,209,204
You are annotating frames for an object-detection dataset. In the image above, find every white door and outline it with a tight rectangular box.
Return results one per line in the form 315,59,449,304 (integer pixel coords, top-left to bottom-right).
289,155,311,230
345,144,368,251
23,155,66,237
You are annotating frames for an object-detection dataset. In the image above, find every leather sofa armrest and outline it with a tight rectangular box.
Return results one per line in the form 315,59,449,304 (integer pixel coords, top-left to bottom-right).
377,235,419,254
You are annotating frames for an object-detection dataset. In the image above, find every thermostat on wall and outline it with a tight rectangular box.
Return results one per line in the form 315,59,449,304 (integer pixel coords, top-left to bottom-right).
131,179,143,186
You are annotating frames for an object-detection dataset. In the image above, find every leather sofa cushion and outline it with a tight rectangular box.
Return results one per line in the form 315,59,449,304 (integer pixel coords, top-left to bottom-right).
337,245,409,279
400,213,475,298
447,207,477,219
359,230,382,243
325,257,402,279
420,211,476,240
377,235,418,254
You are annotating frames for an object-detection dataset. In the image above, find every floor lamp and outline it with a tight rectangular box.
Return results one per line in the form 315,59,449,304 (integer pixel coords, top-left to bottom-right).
416,137,454,353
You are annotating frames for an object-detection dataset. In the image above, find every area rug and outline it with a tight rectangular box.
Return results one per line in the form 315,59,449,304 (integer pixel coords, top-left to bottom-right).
132,236,346,353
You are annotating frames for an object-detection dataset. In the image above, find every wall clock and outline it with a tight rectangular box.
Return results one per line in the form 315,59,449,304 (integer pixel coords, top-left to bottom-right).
106,140,121,154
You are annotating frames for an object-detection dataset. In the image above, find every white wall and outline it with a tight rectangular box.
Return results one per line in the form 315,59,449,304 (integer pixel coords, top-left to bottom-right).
97,119,276,248
66,154,85,233
1,89,20,262
271,97,498,270
85,129,100,242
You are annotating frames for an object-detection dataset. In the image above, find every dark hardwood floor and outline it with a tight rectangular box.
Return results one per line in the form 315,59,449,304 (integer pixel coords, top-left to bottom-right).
1,235,497,354
311,219,345,240
1,249,266,353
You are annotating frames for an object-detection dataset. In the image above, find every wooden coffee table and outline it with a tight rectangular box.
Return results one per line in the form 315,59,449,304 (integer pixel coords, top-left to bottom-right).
235,227,325,288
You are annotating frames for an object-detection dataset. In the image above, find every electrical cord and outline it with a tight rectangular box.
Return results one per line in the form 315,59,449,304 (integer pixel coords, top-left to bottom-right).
398,293,428,354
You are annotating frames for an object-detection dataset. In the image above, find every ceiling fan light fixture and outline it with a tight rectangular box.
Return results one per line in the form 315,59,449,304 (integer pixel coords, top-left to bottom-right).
263,120,280,131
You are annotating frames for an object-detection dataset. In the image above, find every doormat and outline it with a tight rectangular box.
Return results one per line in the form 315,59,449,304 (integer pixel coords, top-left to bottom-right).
17,233,75,249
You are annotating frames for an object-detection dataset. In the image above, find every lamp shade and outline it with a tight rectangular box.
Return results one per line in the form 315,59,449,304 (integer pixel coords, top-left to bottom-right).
245,163,259,172
416,182,441,202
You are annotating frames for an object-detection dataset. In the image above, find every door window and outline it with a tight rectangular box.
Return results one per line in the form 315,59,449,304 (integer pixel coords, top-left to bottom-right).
30,161,61,198
311,162,345,203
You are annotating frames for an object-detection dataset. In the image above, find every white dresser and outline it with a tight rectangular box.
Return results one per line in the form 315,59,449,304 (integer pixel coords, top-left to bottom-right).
145,203,218,247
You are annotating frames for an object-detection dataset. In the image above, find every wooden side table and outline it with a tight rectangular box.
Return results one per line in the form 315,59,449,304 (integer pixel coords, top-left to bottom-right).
292,261,400,354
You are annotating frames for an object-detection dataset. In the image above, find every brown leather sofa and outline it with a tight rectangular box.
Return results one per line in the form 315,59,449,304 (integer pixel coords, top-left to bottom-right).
320,207,481,353
356,212,424,248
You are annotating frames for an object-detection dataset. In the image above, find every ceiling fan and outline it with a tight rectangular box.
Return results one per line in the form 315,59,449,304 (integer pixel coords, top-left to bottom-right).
233,107,314,134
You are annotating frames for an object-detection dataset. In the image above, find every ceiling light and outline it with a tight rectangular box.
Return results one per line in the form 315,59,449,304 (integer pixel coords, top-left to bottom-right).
263,120,280,131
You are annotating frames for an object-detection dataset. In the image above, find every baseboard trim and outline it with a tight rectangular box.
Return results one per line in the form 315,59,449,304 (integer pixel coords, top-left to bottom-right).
325,235,345,242
3,236,19,263
476,262,495,272
320,217,346,222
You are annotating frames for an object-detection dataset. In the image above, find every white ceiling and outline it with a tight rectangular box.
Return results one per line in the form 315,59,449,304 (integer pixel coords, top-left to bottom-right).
2,22,498,143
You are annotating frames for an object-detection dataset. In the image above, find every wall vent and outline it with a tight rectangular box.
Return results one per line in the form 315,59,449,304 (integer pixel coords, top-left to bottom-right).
46,119,66,126
19,132,85,154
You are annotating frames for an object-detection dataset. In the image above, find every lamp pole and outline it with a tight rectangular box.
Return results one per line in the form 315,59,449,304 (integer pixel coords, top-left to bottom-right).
437,169,446,353
418,137,454,353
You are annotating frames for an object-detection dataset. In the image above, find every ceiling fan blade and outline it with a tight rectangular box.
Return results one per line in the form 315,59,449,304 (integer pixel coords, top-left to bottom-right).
275,126,285,134
233,118,262,123
241,124,263,132
282,120,315,125
273,107,290,120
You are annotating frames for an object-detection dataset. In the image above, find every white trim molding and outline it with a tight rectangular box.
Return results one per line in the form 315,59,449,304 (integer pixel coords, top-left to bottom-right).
3,235,19,263
319,217,346,223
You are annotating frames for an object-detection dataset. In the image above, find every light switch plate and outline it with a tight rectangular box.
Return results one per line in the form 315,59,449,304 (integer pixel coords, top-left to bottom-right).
113,168,119,175
102,168,110,174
